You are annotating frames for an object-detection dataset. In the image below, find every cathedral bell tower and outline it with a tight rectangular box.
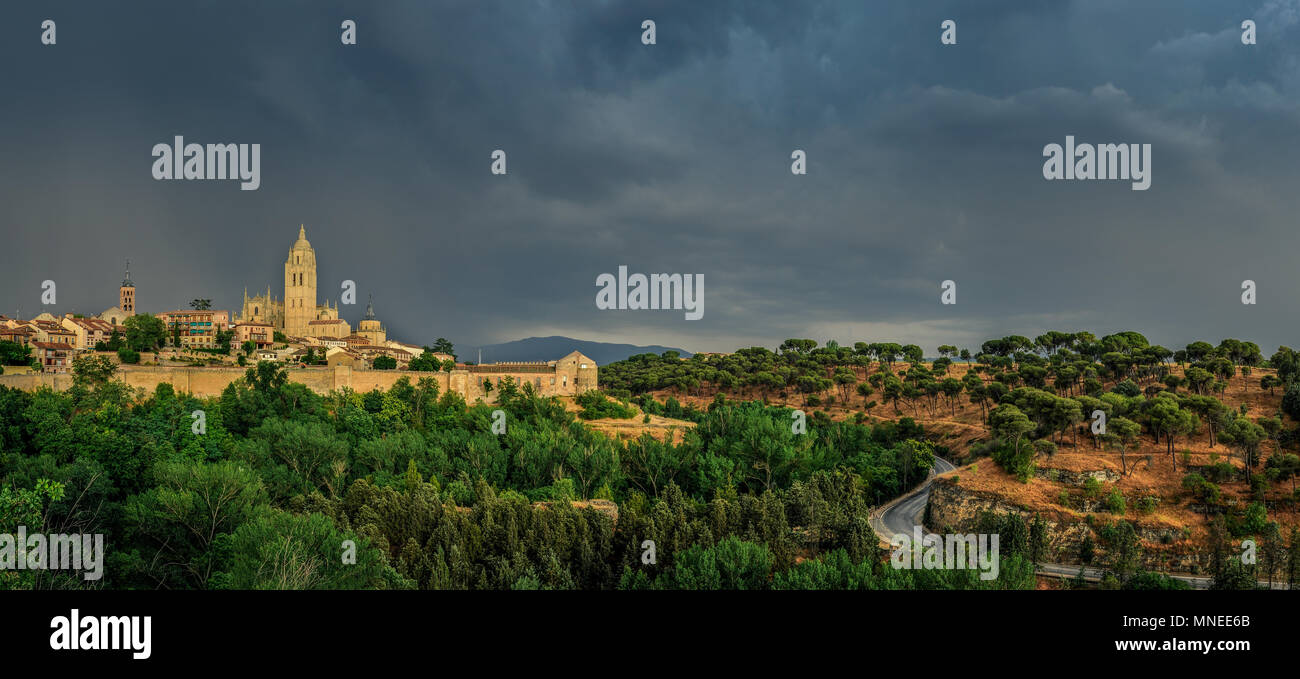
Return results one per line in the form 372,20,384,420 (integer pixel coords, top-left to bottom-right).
283,225,317,337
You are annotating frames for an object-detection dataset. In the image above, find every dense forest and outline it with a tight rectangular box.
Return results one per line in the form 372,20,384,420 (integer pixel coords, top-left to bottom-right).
0,355,1041,590
5,328,1297,589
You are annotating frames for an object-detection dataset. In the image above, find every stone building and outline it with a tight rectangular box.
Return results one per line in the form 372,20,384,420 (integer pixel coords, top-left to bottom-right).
232,321,274,350
59,315,116,350
357,295,386,346
459,351,598,400
156,310,232,349
237,226,341,336
307,318,351,339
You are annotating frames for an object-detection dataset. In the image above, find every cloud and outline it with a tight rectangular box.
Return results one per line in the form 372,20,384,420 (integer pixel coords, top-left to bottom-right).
1,1,1297,357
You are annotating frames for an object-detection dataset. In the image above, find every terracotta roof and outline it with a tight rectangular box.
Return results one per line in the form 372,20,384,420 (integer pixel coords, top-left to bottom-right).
32,341,72,350
308,319,345,325
67,317,114,331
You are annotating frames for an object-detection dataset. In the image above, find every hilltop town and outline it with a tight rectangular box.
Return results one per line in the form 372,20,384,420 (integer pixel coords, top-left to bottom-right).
0,226,597,401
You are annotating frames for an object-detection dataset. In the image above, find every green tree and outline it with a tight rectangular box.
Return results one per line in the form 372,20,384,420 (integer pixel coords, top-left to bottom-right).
123,461,269,588
212,510,407,589
124,313,167,352
431,338,456,359
71,353,117,388
0,340,33,367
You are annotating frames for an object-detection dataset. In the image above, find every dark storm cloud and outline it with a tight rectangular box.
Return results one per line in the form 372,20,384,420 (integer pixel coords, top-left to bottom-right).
1,0,1297,357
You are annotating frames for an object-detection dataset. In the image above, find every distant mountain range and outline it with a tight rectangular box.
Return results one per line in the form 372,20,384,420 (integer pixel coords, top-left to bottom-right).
461,336,692,366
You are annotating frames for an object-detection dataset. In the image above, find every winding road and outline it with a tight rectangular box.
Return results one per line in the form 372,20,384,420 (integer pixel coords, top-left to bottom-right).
865,457,1286,590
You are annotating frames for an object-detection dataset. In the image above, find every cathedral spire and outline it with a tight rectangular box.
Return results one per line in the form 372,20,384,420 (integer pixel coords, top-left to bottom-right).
363,293,376,321
298,224,306,240
121,260,133,287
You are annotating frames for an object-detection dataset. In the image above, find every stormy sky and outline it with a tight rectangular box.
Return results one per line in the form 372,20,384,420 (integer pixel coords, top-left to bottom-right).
2,1,1298,357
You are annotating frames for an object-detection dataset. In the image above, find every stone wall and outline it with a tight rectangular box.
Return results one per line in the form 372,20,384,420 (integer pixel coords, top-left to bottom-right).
0,361,595,401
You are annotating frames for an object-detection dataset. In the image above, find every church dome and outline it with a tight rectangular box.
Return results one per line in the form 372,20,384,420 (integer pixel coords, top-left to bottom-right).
291,224,312,250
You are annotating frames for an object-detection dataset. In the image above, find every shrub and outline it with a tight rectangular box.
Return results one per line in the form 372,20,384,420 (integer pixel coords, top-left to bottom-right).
1181,473,1220,505
576,391,635,420
1104,487,1126,514
991,441,1035,483
1113,379,1141,397
1283,382,1300,420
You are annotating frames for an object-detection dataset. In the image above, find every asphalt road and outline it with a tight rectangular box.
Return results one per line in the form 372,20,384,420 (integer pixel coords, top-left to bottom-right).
873,456,956,540
866,457,1291,590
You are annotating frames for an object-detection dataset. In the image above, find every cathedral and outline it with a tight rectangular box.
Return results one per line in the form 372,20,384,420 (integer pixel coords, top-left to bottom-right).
238,226,346,337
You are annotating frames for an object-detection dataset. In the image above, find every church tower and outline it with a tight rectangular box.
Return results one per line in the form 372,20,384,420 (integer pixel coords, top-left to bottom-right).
119,261,135,317
283,225,317,337
358,294,386,345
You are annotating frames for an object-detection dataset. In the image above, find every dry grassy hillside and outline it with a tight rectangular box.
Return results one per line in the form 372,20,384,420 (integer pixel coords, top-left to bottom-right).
646,361,1297,540
559,395,695,444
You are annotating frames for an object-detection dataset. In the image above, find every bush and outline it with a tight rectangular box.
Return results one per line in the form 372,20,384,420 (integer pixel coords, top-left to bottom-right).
1125,570,1190,590
1205,462,1235,483
991,441,1035,483
117,347,140,364
1181,473,1220,505
1104,487,1126,514
1113,379,1141,397
1227,502,1268,538
1283,382,1300,420
576,391,636,420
